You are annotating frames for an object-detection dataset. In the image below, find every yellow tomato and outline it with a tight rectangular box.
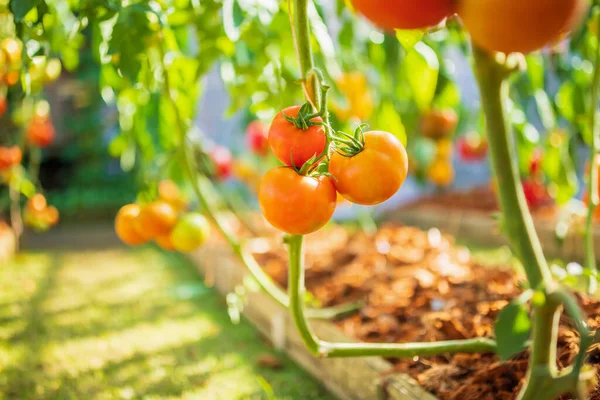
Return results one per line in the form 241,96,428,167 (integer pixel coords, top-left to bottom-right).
427,158,454,187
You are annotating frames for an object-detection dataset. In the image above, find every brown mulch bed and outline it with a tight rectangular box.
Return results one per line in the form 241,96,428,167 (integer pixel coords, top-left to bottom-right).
402,186,557,219
251,224,600,400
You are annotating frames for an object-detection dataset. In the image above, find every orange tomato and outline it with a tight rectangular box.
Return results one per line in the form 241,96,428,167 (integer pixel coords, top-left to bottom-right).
268,105,326,168
457,0,588,54
155,234,176,251
329,131,408,205
27,194,47,213
115,204,147,246
134,201,178,241
352,0,453,30
421,108,458,139
258,167,337,235
42,206,60,226
427,158,454,187
0,146,21,170
158,180,187,211
27,116,55,148
170,213,211,252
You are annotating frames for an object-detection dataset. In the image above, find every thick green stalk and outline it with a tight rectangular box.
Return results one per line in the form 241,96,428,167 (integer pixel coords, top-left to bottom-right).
158,40,358,320
287,235,497,358
472,48,552,290
291,0,319,109
471,47,592,400
585,11,600,293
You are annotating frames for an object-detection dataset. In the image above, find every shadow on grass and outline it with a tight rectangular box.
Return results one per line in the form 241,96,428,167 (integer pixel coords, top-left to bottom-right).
0,248,335,400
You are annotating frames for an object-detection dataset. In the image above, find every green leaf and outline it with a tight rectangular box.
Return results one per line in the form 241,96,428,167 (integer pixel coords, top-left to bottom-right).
395,29,425,51
10,0,40,21
375,101,406,146
404,42,439,111
495,300,531,360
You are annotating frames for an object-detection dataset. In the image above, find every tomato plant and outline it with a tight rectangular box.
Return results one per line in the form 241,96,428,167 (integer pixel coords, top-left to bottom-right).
258,167,336,235
268,105,326,168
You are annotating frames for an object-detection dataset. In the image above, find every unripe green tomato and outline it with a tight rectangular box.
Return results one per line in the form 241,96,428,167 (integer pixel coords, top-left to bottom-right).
170,213,210,252
44,59,62,83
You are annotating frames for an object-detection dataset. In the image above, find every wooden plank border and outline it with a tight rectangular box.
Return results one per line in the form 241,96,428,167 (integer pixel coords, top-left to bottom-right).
188,244,438,400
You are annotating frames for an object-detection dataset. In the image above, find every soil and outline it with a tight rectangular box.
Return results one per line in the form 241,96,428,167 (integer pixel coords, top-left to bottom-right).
250,224,600,400
402,185,557,219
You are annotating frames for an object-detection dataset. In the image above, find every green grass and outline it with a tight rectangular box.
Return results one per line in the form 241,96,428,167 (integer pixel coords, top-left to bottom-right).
0,249,335,400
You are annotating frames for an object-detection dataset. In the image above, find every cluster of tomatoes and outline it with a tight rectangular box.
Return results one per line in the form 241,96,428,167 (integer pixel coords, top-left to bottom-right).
353,0,587,54
115,180,211,252
23,194,60,232
420,108,457,187
258,104,408,235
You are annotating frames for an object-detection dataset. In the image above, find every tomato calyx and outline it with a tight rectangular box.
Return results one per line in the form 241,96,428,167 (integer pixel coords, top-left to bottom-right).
282,102,322,130
333,124,367,158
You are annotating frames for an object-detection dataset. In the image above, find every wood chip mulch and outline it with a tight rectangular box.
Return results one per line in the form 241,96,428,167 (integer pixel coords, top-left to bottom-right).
251,224,600,400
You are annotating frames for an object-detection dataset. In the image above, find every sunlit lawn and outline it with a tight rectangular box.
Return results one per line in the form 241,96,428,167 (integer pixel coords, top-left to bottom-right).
0,249,334,400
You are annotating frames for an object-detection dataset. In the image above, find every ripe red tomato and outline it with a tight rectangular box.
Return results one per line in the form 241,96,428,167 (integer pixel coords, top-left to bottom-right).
258,167,336,235
330,131,408,205
115,204,147,246
27,116,55,148
421,109,458,139
352,0,454,30
247,120,269,156
522,178,550,210
134,201,178,241
210,146,233,180
0,146,21,170
457,134,487,162
268,105,326,168
457,0,588,54
170,213,211,252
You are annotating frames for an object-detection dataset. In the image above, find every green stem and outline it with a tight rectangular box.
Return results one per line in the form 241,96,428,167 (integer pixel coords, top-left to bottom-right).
585,10,600,293
471,47,592,400
158,40,359,320
287,235,497,357
291,0,319,109
472,48,551,290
